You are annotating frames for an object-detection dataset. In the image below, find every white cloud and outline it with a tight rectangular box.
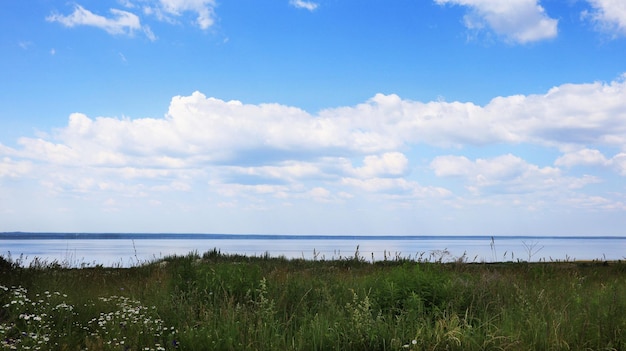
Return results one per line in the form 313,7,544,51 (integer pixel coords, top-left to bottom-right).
8,77,626,172
151,180,192,192
118,0,136,8
46,1,211,39
0,157,32,178
308,187,331,202
608,153,626,176
18,41,33,50
16,138,80,165
430,154,599,194
4,76,626,218
434,0,558,43
353,152,409,178
583,0,626,37
565,194,626,211
143,25,157,41
144,0,217,29
323,76,626,151
46,5,142,36
341,177,451,199
431,154,534,183
290,0,319,11
555,148,610,167
214,182,293,200
430,155,474,177
223,161,324,184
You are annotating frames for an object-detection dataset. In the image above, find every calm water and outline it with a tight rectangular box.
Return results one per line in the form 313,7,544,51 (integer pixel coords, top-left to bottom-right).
1,233,625,267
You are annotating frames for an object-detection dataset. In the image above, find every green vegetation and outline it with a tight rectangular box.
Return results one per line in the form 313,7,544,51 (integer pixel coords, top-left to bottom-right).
1,249,625,350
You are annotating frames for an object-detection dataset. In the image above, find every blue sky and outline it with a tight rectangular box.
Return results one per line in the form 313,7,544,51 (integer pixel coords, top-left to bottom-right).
1,0,626,235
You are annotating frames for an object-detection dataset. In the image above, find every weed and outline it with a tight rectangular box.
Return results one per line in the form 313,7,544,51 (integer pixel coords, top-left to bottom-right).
1,251,626,350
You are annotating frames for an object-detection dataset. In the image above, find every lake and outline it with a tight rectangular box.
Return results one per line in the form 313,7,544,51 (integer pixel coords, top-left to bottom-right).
1,233,624,267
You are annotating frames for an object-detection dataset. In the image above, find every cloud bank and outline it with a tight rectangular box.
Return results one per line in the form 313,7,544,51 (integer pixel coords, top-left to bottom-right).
11,75,626,170
2,76,626,220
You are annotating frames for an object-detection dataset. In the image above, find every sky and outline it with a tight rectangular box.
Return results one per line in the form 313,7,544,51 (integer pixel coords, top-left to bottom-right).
1,0,626,236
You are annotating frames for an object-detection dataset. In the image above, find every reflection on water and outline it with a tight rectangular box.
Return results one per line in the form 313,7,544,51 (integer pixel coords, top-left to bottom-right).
1,237,624,267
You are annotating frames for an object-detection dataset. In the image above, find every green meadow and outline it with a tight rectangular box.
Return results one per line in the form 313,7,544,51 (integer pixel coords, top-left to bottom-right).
1,249,625,350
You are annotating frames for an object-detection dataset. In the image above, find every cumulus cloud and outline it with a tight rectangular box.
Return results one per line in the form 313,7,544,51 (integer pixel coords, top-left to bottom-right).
3,76,626,212
555,148,610,167
8,78,626,166
557,151,626,176
434,0,558,43
46,5,143,36
320,76,626,150
290,0,319,11
430,154,599,195
583,0,626,37
352,153,409,179
433,154,541,187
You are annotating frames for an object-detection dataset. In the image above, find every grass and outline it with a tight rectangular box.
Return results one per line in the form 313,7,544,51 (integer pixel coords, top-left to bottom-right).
1,248,625,350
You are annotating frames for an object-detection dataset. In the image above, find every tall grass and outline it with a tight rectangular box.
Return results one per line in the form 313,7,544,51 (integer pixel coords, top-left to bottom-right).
1,250,625,350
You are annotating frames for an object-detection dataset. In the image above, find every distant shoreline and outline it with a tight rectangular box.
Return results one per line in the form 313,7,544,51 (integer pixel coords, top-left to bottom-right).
1,232,625,240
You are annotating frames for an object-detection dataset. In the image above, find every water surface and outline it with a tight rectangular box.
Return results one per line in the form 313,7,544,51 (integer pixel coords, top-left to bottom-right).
1,233,624,267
